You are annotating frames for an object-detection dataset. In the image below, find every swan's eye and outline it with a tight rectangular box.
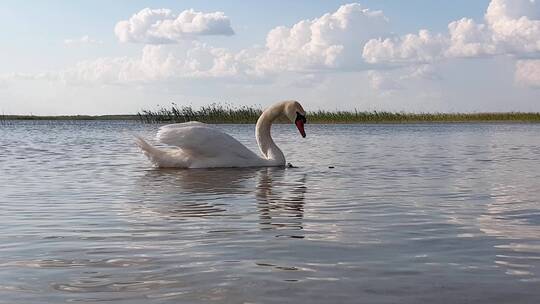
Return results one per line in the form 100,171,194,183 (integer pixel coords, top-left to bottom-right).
295,112,306,123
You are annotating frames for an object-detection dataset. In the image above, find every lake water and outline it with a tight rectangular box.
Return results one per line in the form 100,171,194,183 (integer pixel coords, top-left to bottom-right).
1,121,540,303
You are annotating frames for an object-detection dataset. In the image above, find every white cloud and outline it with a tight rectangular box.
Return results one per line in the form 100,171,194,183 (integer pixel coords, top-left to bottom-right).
368,71,401,92
448,0,540,57
404,64,440,80
515,59,540,88
114,8,234,44
18,4,391,86
363,30,448,64
446,18,497,57
485,0,540,54
58,42,251,85
366,64,439,93
64,35,103,46
362,0,540,63
252,3,389,73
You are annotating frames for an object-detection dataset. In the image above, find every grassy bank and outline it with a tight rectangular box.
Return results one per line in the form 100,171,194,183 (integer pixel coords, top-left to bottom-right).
3,104,540,123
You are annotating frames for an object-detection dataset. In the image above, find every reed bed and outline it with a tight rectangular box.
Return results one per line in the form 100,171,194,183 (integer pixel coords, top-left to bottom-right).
137,104,540,124
137,103,261,124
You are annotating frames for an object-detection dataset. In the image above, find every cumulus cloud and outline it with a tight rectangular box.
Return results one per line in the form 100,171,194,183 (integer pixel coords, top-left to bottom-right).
252,3,389,73
515,59,540,88
485,0,540,54
363,30,448,64
446,18,497,57
447,0,540,57
17,3,391,86
114,8,234,44
64,35,103,46
0,43,244,86
362,0,540,63
58,42,251,85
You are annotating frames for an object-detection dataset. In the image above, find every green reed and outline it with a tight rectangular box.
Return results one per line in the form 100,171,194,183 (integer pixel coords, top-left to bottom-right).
137,104,540,124
137,103,263,124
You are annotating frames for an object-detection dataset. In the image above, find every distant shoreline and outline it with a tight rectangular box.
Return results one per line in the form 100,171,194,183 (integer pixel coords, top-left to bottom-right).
1,115,138,121
3,113,540,123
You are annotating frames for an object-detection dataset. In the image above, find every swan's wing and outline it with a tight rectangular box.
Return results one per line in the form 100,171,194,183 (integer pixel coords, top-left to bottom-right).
156,122,259,159
159,121,212,130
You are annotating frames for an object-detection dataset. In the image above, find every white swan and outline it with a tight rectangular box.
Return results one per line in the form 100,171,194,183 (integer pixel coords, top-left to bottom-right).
135,100,307,168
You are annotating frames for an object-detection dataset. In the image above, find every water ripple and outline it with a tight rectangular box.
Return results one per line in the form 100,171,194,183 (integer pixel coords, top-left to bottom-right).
1,122,540,303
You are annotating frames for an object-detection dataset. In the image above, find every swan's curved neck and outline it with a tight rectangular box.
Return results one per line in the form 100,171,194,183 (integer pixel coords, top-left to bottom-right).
256,103,286,166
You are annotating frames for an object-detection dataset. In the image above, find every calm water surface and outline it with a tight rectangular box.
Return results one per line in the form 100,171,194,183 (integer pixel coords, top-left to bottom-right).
1,121,540,303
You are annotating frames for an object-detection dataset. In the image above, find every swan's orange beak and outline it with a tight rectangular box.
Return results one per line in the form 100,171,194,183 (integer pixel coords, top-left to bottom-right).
295,113,306,138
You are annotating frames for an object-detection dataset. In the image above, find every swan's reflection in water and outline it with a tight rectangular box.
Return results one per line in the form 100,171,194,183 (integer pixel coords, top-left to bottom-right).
127,167,307,233
126,168,260,219
138,167,260,194
256,169,307,236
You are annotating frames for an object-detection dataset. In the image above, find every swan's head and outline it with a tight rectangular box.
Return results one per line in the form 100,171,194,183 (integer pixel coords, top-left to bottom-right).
283,100,307,138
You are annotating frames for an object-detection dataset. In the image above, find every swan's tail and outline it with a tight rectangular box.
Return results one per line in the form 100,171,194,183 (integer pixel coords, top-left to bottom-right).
135,136,190,168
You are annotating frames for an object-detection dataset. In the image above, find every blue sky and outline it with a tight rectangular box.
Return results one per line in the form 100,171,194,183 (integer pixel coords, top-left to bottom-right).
0,0,538,115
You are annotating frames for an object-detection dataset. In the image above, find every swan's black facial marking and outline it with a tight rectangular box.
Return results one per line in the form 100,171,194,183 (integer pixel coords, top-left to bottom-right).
295,112,307,124
295,112,307,138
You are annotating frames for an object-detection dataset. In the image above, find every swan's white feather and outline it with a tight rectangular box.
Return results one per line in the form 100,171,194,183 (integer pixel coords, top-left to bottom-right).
136,121,268,168
157,122,259,159
135,136,192,168
159,121,211,130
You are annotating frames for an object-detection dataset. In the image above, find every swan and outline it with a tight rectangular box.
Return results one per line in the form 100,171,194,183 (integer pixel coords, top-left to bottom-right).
135,100,307,168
